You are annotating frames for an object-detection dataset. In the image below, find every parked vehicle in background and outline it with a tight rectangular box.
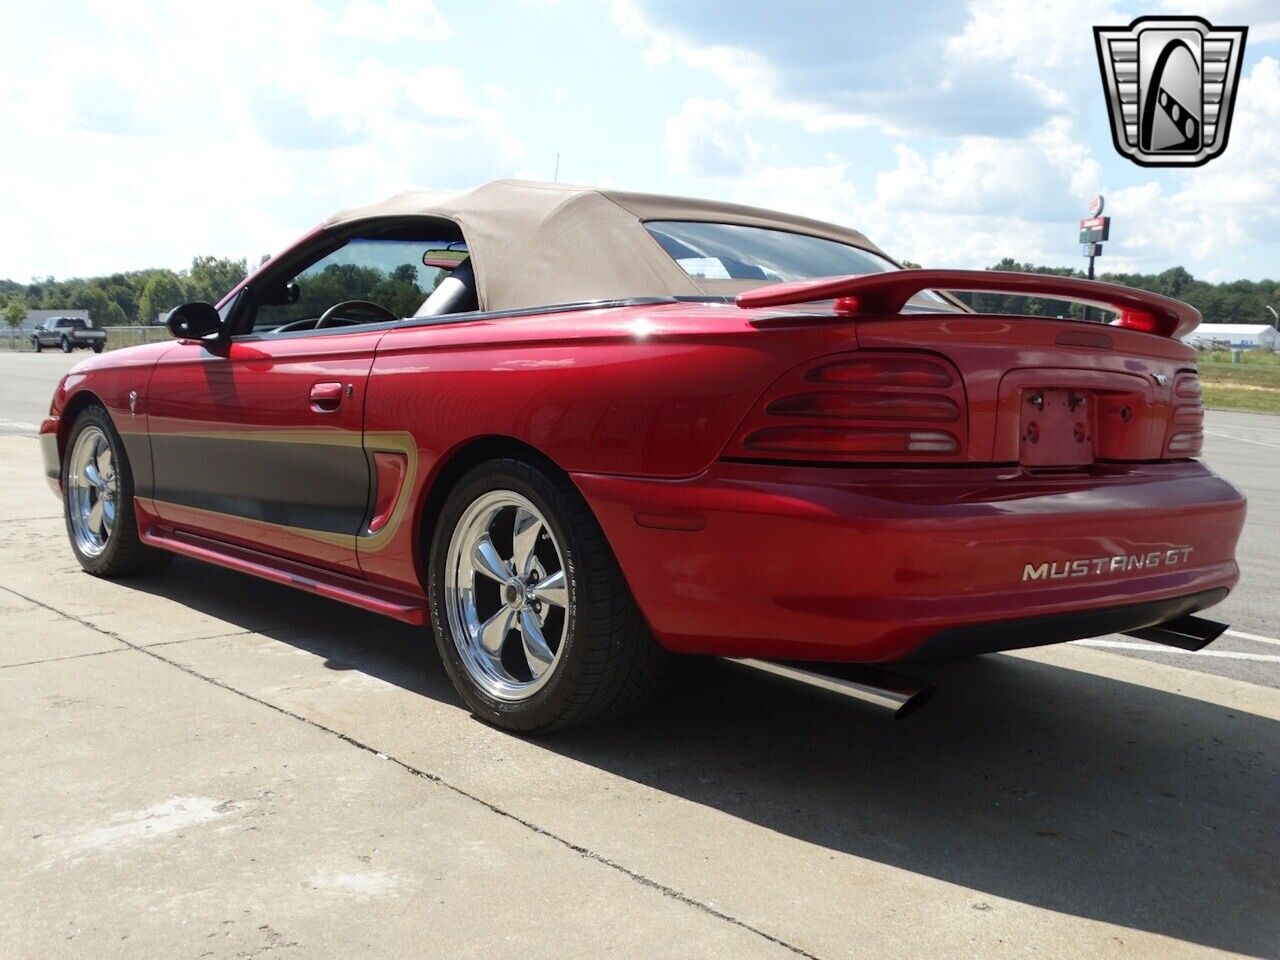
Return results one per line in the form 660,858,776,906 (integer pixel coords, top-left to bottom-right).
31,317,106,353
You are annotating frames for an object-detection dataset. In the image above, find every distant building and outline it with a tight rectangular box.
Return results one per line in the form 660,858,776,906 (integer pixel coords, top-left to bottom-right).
16,309,92,334
1182,323,1277,350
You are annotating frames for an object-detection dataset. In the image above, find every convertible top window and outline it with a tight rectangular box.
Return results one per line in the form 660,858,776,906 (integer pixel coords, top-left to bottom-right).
645,221,957,310
645,221,899,283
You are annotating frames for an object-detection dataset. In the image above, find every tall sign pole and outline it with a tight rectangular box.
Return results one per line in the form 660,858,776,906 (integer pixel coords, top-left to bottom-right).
1079,194,1109,323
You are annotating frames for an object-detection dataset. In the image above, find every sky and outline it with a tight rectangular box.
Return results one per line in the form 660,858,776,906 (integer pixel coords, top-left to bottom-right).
2,0,1278,283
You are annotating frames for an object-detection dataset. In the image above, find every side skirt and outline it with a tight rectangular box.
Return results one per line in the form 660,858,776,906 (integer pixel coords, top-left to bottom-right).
140,525,429,625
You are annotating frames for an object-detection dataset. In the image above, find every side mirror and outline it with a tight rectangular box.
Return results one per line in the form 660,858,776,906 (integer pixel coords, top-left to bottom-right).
167,302,222,340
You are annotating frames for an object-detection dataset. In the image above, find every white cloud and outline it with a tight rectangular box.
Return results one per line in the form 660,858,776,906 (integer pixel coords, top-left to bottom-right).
613,0,1122,138
1102,57,1280,268
334,0,452,42
0,0,521,279
664,97,758,177
633,2,1278,278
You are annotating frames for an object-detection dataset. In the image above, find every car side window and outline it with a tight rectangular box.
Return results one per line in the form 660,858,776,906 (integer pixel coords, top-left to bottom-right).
249,238,462,335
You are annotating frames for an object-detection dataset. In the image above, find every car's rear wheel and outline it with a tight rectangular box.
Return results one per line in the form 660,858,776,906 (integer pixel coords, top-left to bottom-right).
428,458,665,732
60,336,72,353
92,343,104,354
63,406,170,577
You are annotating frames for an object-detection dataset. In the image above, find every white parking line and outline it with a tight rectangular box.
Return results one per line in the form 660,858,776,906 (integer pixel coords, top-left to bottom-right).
1204,428,1280,449
1073,639,1280,662
1225,628,1280,647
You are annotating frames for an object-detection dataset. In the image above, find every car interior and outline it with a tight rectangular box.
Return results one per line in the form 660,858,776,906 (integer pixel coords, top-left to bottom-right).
246,223,478,337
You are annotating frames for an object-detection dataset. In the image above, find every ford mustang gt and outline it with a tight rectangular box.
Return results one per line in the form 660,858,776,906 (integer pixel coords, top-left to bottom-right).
41,180,1246,730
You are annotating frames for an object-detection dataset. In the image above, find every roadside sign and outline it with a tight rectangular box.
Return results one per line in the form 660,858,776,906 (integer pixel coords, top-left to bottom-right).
1079,216,1110,243
1082,242,1104,257
1089,194,1105,216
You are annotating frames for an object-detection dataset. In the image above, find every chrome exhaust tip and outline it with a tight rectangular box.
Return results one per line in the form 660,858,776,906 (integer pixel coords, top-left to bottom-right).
725,658,936,719
1124,613,1228,652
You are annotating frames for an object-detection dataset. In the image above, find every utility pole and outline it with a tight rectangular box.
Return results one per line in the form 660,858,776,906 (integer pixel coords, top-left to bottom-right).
1078,194,1109,324
554,153,560,183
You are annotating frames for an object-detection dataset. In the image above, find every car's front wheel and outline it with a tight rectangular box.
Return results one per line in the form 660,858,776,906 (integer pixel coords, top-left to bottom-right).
429,458,664,732
63,406,171,577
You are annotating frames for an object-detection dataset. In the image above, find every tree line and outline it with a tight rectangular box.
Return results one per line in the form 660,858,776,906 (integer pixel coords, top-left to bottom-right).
946,259,1279,326
0,256,255,329
2,255,1277,328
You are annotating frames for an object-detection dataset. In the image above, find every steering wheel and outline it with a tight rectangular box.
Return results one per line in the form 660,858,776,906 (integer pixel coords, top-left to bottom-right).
316,300,399,330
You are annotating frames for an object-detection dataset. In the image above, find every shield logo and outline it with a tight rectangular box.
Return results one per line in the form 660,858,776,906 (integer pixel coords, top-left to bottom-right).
1094,16,1247,167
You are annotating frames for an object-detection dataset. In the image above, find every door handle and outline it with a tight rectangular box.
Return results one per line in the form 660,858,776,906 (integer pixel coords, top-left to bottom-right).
310,381,344,412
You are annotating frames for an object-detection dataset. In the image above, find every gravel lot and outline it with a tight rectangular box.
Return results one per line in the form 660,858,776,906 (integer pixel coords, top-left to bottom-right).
2,351,1277,959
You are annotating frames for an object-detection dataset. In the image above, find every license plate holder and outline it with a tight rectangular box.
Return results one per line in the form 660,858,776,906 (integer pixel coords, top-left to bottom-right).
1020,388,1093,466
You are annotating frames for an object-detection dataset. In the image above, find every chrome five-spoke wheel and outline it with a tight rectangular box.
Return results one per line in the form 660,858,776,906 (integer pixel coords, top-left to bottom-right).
443,490,570,701
67,425,118,558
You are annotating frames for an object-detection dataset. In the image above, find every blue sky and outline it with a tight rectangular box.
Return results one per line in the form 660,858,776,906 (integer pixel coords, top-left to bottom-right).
2,0,1278,282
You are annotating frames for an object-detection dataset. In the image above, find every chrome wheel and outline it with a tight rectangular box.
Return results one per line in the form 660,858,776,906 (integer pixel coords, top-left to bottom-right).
67,426,118,558
443,490,570,701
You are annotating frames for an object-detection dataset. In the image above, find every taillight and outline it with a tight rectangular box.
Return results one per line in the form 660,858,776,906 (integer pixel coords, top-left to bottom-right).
744,427,959,456
1165,370,1204,458
766,392,959,421
727,351,967,463
806,357,953,388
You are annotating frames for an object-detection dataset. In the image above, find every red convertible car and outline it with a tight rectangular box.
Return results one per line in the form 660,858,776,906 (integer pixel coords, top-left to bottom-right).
41,180,1245,730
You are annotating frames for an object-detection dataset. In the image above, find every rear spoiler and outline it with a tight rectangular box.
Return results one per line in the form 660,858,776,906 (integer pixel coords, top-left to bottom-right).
735,269,1201,339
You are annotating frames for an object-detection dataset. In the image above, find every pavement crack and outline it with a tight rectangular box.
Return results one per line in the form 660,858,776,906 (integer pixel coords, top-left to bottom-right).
0,584,825,960
0,635,208,670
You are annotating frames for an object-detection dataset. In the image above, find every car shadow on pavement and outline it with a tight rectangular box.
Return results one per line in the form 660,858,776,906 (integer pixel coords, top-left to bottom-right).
132,558,1279,957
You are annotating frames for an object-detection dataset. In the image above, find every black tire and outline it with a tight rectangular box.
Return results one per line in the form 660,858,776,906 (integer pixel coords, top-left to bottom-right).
60,336,72,353
428,458,666,732
62,405,171,578
32,338,42,353
92,343,104,354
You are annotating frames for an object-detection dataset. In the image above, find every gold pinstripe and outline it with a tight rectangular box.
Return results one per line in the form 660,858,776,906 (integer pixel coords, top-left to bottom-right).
146,429,419,552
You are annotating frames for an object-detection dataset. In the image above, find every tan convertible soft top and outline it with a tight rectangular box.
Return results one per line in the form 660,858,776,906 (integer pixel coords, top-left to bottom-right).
324,179,895,313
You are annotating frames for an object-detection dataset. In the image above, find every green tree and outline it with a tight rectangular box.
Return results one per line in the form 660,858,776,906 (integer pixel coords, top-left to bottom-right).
138,272,188,325
102,302,129,326
187,256,249,303
71,287,111,326
2,296,26,332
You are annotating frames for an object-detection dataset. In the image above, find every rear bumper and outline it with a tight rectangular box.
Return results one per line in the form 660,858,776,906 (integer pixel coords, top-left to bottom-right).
573,460,1245,662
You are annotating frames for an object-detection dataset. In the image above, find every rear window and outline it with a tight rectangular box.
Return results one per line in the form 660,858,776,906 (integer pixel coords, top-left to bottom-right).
644,220,957,311
645,221,900,282
60,318,87,329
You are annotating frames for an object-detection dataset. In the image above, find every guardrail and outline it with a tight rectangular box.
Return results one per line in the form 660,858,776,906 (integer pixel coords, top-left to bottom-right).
2,325,173,352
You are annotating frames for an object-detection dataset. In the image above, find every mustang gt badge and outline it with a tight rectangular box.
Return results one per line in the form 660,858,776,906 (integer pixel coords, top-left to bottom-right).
1023,547,1193,582
1094,16,1247,167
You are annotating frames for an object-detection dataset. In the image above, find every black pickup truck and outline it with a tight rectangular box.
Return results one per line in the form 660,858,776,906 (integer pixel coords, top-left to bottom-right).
31,317,106,353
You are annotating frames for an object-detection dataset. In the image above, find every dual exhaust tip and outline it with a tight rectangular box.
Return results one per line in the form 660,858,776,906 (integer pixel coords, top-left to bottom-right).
725,658,936,720
727,613,1228,719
